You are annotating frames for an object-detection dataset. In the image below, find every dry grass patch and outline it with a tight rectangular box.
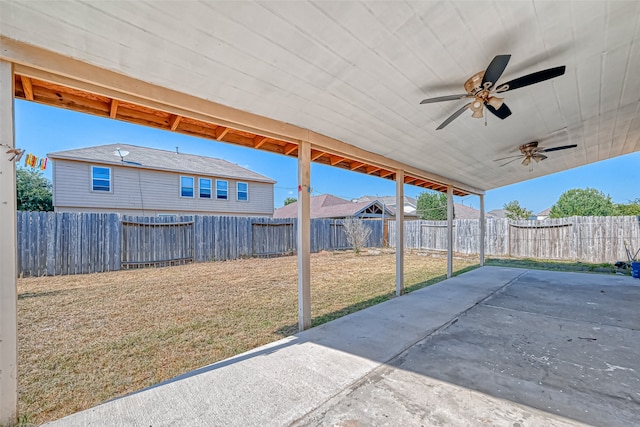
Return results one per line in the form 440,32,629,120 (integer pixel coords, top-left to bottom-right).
17,250,477,425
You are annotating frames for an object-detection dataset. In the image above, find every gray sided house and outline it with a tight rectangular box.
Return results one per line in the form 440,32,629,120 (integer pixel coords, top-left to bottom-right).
48,144,276,216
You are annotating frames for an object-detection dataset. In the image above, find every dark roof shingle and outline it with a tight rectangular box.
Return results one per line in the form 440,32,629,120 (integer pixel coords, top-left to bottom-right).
48,143,275,183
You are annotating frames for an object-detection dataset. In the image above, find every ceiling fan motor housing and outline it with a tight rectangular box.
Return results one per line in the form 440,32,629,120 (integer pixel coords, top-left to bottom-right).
520,141,540,155
464,71,486,96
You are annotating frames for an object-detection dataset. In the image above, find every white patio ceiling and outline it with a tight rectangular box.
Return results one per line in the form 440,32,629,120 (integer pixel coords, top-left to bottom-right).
1,0,639,192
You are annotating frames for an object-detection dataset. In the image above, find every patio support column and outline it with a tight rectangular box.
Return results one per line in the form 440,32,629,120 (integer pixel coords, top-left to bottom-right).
297,140,311,331
447,185,453,278
395,170,404,296
0,60,18,426
479,194,485,266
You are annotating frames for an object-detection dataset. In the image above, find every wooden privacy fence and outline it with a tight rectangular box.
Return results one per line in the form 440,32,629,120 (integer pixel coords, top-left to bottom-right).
17,212,121,276
121,217,195,268
389,216,640,264
17,212,383,277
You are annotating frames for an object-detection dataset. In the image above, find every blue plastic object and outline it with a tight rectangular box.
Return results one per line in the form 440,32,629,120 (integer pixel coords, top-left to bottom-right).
632,262,640,279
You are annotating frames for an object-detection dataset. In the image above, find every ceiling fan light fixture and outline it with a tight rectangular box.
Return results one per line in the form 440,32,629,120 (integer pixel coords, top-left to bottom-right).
487,96,504,109
470,99,484,118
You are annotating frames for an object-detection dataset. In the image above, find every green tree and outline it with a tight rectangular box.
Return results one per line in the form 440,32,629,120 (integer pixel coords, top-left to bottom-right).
283,197,297,206
549,188,617,218
17,167,53,211
416,191,453,220
503,200,532,220
616,198,640,216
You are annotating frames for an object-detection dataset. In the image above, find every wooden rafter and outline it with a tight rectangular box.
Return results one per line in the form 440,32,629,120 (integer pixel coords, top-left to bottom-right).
284,143,298,155
215,126,230,141
253,135,268,149
169,114,182,131
404,176,418,184
350,161,366,171
329,155,344,166
379,170,393,178
109,99,119,118
311,150,325,161
20,76,34,101
366,165,381,175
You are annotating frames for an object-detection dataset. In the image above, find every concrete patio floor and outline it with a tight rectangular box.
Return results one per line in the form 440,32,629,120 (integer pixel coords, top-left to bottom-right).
44,266,640,426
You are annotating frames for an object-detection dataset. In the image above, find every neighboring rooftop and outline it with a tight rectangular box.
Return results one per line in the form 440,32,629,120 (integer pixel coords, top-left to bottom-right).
274,194,392,219
355,195,417,208
454,203,483,220
355,196,489,219
487,209,508,219
537,208,552,216
48,144,276,183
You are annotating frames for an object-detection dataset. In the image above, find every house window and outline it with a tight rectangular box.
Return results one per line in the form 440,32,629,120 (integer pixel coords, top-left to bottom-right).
199,178,212,199
216,180,228,200
237,182,248,201
181,176,194,197
91,166,111,192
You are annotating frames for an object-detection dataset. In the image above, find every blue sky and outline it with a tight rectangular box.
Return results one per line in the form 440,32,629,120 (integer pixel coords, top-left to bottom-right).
15,100,640,213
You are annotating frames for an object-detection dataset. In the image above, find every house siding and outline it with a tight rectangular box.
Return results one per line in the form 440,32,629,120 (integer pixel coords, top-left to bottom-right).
53,160,274,216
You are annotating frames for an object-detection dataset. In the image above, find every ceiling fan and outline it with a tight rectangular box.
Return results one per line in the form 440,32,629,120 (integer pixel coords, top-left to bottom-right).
494,141,577,168
420,54,566,130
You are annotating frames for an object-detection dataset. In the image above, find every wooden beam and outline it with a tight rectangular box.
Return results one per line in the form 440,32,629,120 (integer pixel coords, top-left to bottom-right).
379,169,393,178
215,126,230,141
311,150,325,161
349,161,366,171
0,60,18,426
284,143,298,155
329,155,344,166
109,99,119,118
169,114,182,131
20,75,33,101
253,135,268,149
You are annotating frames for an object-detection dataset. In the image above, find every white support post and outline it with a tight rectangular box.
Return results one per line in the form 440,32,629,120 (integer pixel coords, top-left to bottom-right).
0,60,18,426
447,185,454,278
297,140,311,331
395,170,404,296
479,194,485,266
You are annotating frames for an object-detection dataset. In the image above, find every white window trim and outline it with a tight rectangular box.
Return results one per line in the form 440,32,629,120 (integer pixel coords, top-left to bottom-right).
91,165,112,193
216,179,228,200
199,178,212,199
237,181,249,202
180,175,195,198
